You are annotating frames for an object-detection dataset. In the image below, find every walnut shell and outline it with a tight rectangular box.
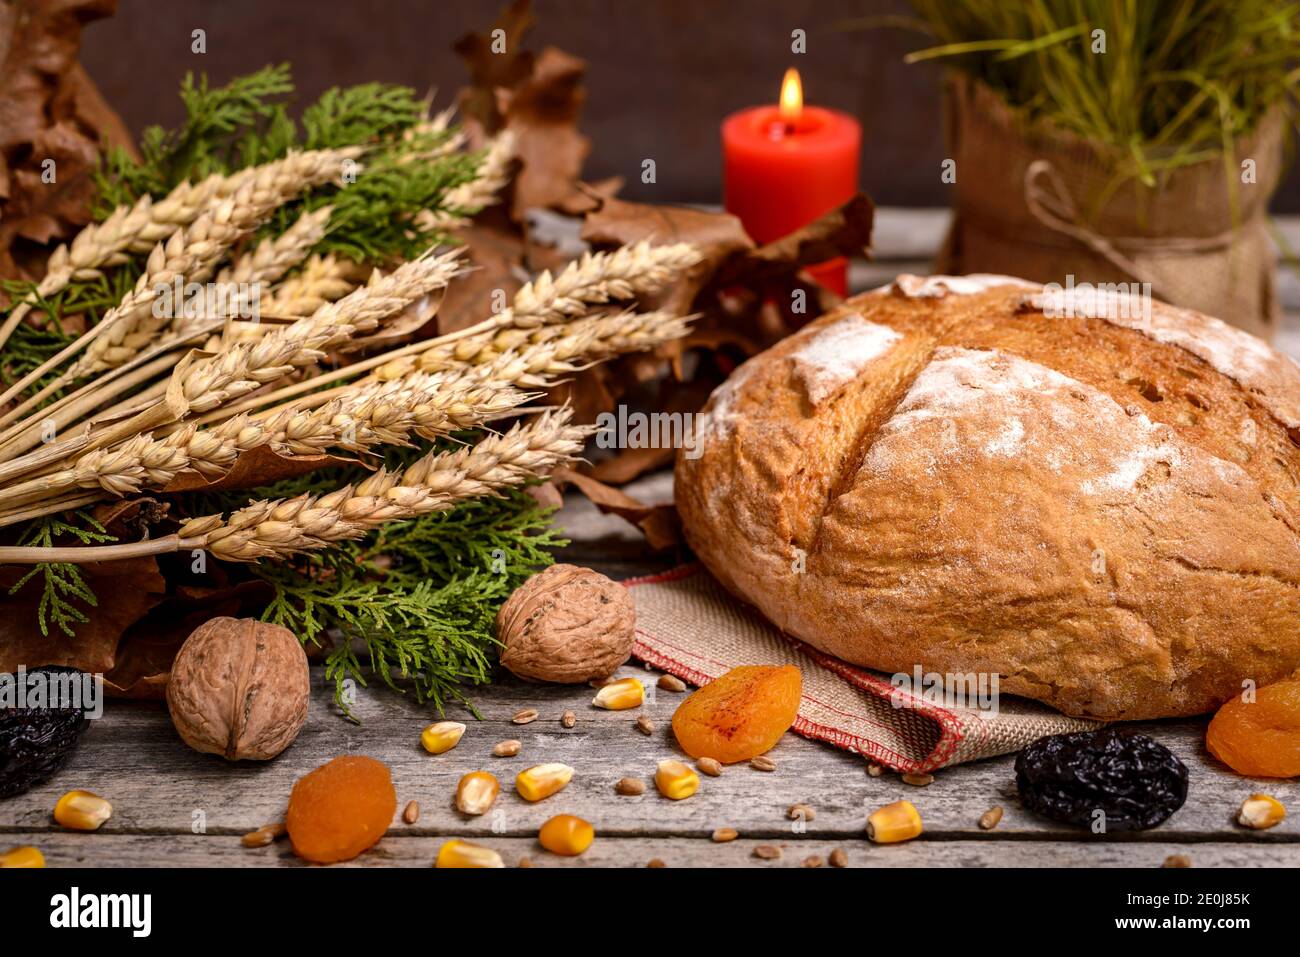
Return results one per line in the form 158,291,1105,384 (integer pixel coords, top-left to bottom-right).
496,564,635,683
166,617,310,761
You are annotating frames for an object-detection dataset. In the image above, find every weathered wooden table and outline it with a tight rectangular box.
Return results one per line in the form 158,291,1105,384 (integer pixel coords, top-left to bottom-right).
2,476,1298,868
3,211,1298,867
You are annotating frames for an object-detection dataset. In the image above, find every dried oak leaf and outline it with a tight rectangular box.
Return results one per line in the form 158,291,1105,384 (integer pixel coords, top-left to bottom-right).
456,2,594,219
435,221,527,335
106,578,274,698
554,466,681,550
583,377,717,485
717,193,876,287
498,46,592,219
580,196,754,317
0,0,134,282
453,0,537,133
0,555,166,676
92,495,169,539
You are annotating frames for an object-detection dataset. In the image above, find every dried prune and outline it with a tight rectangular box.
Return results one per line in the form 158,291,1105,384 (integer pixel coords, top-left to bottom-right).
1015,729,1188,830
0,666,90,799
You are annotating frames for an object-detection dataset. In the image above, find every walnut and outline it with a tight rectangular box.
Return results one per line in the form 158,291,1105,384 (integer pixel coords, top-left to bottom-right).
496,564,635,683
166,617,310,761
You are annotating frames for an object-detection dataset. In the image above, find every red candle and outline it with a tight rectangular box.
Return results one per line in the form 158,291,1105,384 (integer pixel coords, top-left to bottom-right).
722,68,861,296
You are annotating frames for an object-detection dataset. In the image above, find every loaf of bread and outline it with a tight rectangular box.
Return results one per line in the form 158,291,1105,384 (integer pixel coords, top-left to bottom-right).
675,275,1300,720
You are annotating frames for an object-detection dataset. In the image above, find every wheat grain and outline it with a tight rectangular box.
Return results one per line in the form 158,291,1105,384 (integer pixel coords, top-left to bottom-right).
176,409,585,562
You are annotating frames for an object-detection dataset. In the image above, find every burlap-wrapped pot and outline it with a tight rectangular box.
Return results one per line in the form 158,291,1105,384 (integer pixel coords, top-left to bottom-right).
937,72,1284,340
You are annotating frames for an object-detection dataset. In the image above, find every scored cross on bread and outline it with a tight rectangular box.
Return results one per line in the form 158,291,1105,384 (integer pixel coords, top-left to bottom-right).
675,275,1300,720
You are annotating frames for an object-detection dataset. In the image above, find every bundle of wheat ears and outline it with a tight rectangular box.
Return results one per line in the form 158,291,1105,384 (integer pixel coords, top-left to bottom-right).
0,135,700,566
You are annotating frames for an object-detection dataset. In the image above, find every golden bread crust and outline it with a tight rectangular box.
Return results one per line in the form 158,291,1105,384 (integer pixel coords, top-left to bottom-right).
675,276,1300,720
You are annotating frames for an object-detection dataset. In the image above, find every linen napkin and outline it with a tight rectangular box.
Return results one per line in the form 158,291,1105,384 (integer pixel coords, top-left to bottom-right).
626,564,1099,772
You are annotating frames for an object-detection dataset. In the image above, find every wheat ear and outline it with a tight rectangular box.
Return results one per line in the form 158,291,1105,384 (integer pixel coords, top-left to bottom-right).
0,148,360,354
215,206,332,287
187,241,702,425
0,149,361,435
11,308,688,506
370,308,691,386
0,366,529,507
0,410,586,565
72,153,355,376
178,248,466,416
178,409,585,562
261,253,361,317
417,129,517,229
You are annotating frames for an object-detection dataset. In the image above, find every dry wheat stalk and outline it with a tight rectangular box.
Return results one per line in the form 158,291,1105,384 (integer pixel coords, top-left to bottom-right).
176,409,585,562
70,153,355,377
164,247,468,418
0,245,467,476
187,242,702,426
0,410,586,564
0,367,529,506
0,148,361,354
0,150,361,442
0,303,687,510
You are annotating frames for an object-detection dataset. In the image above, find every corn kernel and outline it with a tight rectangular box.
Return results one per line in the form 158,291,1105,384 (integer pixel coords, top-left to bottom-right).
455,771,500,816
1238,793,1286,830
867,799,922,844
515,763,574,802
592,677,645,711
435,839,504,868
421,721,466,755
655,759,699,800
0,846,45,868
538,814,594,856
53,790,112,831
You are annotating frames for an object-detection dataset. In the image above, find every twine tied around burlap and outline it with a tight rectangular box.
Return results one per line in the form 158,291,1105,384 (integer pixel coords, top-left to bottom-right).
937,72,1284,340
627,565,1098,772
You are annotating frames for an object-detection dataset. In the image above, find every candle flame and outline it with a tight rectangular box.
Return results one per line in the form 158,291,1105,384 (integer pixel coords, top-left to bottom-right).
779,68,803,123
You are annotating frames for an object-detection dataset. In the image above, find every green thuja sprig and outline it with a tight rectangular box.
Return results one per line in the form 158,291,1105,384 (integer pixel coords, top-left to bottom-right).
7,513,116,637
252,490,567,719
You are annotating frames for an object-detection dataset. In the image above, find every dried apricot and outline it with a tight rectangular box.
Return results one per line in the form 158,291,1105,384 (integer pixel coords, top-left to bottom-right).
285,755,397,863
671,665,801,764
1206,678,1300,778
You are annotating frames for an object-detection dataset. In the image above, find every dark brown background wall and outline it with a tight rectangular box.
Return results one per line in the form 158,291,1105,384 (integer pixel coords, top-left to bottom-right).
78,0,1300,211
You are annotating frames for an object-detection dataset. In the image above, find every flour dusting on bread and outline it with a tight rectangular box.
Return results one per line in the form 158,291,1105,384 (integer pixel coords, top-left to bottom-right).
696,358,758,443
883,273,1038,299
863,347,1237,501
789,313,901,404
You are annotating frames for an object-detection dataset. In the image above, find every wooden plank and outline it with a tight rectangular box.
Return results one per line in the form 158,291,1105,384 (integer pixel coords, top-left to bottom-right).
2,661,1294,847
7,833,1297,868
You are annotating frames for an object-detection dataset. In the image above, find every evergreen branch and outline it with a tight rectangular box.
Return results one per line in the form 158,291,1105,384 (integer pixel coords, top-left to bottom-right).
5,511,115,637
253,488,567,717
